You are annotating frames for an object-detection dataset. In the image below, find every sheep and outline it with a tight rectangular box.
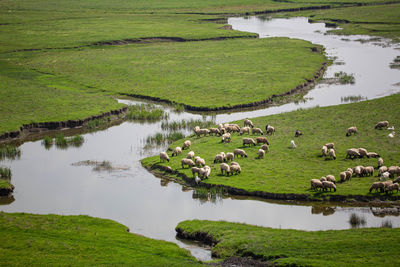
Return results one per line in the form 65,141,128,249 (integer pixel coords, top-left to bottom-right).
265,124,275,135
165,166,173,173
244,119,254,128
340,172,347,182
388,166,400,177
378,166,388,177
195,128,210,137
320,176,327,182
230,164,241,174
226,152,234,161
220,163,231,176
214,154,224,163
346,168,353,176
204,166,211,179
257,149,265,159
357,148,368,158
240,127,251,135
321,146,328,157
294,130,303,137
362,166,374,177
346,148,360,159
322,181,337,192
388,131,395,138
192,167,201,176
260,144,269,152
195,176,201,184
243,138,256,146
311,179,323,191
226,125,240,133
393,177,400,184
345,171,353,181
220,152,226,162
221,133,231,143
218,124,225,134
252,127,264,135
195,157,205,167
346,126,357,136
181,158,195,168
326,175,336,184
193,126,200,133
160,152,170,162
386,183,400,193
369,182,385,193
234,149,247,158
328,149,336,160
381,171,390,180
324,143,334,149
256,137,269,145
230,161,240,166
290,140,297,149
209,128,221,136
353,166,364,177
375,121,389,129
186,151,195,159
172,146,182,157
367,152,380,158
383,180,393,190
377,157,383,168
182,140,191,150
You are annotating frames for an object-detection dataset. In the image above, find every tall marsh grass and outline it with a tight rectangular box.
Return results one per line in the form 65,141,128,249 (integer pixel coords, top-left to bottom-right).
44,134,85,149
145,132,185,146
126,104,167,121
0,167,11,180
161,118,215,131
334,71,355,84
0,145,21,160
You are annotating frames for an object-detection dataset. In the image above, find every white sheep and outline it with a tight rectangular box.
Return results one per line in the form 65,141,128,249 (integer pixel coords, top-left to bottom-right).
320,176,327,182
345,171,352,181
181,158,195,168
230,161,239,166
340,172,346,182
260,144,269,152
244,119,254,128
326,175,336,184
252,127,263,135
378,166,388,176
311,179,323,191
221,133,231,143
256,137,269,145
195,157,206,167
369,182,385,193
375,121,389,129
243,138,256,146
194,128,210,137
322,181,337,192
290,140,296,149
377,157,383,168
381,171,390,180
192,167,201,176
214,154,224,163
321,146,328,157
386,183,400,193
195,176,201,184
186,151,195,159
172,146,182,157
220,152,226,162
346,148,360,159
204,166,211,179
240,126,251,135
182,140,191,150
328,148,336,160
220,163,231,176
388,166,400,177
265,124,275,135
363,166,374,177
234,149,247,158
226,125,240,133
367,152,380,158
257,149,265,159
209,128,221,136
160,152,170,162
324,142,334,149
230,164,241,174
346,126,357,136
226,152,234,161
357,148,368,158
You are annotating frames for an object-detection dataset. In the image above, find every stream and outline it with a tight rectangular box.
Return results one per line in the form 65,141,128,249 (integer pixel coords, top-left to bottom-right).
1,17,400,261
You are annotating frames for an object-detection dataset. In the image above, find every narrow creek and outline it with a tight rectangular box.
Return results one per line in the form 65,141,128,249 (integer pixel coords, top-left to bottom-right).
1,17,400,261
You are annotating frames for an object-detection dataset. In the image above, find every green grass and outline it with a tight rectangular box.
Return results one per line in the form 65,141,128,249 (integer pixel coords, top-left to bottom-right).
335,71,355,84
0,167,11,180
22,38,326,109
126,104,167,121
176,220,400,266
0,212,203,266
0,145,21,160
142,93,400,198
0,179,13,190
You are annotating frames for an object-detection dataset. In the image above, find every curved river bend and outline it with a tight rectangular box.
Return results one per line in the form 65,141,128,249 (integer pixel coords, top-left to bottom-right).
1,17,400,261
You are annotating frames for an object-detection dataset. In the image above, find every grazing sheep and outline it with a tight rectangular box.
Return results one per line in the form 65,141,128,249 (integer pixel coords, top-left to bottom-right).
256,137,269,145
172,147,182,157
326,175,336,184
226,152,234,161
214,154,224,163
328,149,336,160
320,176,327,182
220,152,226,162
378,157,383,168
324,143,334,149
204,166,211,179
383,180,393,190
346,148,360,159
194,128,210,137
187,151,195,159
363,166,374,177
221,133,231,143
257,149,265,159
378,166,388,177
165,166,173,173
260,144,269,152
375,121,389,129
265,124,275,135
226,125,240,133
387,183,400,193
346,126,358,136
311,179,324,191
230,164,241,174
322,181,337,192
243,138,256,146
218,124,226,134
388,131,395,138
353,166,364,177
290,140,297,149
252,127,264,135
244,119,254,128
369,182,385,193
381,171,390,180
240,127,251,135
367,152,380,158
357,148,368,158
209,128,221,136
182,140,191,150
193,126,200,133
346,168,353,175
195,176,201,184
345,171,353,181
230,161,240,166
160,152,170,162
294,130,303,137
388,166,400,177
340,172,346,182
234,149,247,158
192,167,201,176
220,163,231,176
195,157,206,167
321,146,328,157
181,158,195,168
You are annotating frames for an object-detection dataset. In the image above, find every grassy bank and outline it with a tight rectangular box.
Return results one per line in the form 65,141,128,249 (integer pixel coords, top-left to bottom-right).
176,220,400,266
142,93,400,199
0,212,203,266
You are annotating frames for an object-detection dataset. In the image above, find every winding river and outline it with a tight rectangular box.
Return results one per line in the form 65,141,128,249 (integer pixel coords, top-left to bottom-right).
1,17,400,261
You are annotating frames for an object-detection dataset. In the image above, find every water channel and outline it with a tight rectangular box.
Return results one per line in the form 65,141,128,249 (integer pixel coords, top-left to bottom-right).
1,16,400,261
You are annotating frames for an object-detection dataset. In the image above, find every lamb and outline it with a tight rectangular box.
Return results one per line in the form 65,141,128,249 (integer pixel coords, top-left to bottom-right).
294,130,303,137
375,121,389,129
260,144,269,152
320,176,327,182
326,175,336,184
186,151,195,159
353,166,364,177
244,119,254,128
181,158,195,168
230,164,241,174
257,149,265,159
388,131,395,138
192,167,201,176
324,143,334,149
226,152,234,161
203,166,211,179
172,147,182,157
240,127,251,135
381,171,390,180
221,133,231,143
328,148,336,160
234,149,247,158
369,182,385,193
386,183,400,193
346,126,358,136
377,157,383,168
160,152,170,162
256,137,269,145
367,152,380,158
214,154,224,163
195,157,205,167
311,179,323,191
357,148,368,158
321,146,328,157
209,128,221,136
265,124,275,135
243,138,256,146
182,140,191,150
346,148,360,159
252,127,264,135
345,171,353,181
378,166,388,177
340,172,347,182
290,140,297,149
195,176,201,184
220,163,231,176
362,166,374,177
322,181,337,192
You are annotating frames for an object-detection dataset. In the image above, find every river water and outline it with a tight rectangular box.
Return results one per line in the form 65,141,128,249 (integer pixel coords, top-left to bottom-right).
1,17,400,261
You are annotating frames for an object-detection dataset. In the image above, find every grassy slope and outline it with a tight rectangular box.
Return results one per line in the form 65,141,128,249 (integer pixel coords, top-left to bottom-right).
177,220,400,266
142,93,400,197
21,38,325,109
0,212,203,266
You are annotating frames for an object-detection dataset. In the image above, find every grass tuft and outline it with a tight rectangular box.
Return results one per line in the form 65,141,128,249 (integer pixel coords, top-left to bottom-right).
126,104,167,121
0,167,12,180
334,71,355,84
0,145,21,160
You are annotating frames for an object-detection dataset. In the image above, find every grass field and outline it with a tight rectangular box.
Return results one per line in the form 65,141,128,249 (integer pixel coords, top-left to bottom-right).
177,220,400,266
0,212,203,266
142,92,400,198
